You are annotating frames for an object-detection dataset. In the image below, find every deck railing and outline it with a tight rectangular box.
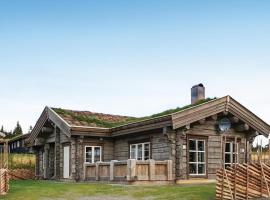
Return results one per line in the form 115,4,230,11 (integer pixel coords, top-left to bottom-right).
84,159,173,182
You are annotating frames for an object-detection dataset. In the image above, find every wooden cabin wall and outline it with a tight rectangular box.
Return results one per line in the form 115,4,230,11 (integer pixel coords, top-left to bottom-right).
70,135,114,181
176,119,248,180
113,130,171,161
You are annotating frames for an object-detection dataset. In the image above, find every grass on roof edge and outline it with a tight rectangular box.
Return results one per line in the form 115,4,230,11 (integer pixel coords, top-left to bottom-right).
52,97,216,128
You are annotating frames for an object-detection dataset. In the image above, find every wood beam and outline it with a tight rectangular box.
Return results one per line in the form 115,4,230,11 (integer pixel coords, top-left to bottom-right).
235,124,250,132
229,116,240,123
199,118,206,125
211,114,218,121
41,127,54,134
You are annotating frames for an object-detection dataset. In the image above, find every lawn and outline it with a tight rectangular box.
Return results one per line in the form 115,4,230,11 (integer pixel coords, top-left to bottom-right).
1,180,215,200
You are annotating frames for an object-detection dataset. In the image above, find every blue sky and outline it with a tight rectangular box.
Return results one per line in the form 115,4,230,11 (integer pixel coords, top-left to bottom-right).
0,0,270,139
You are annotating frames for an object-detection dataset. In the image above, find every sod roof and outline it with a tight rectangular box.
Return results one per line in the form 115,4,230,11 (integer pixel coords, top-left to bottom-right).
52,98,215,128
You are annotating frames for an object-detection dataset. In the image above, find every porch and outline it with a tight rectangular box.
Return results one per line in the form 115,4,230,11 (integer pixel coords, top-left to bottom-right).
84,159,173,184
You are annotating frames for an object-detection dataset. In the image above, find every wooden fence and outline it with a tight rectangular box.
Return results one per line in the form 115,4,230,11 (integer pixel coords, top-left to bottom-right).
0,140,8,195
85,159,173,183
216,163,270,200
9,169,35,180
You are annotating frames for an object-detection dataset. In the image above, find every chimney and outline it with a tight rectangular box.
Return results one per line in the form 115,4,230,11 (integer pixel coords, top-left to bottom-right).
191,83,205,104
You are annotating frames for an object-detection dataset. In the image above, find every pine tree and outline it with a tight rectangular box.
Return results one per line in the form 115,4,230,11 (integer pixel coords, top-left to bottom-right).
0,125,3,132
28,125,33,133
13,121,23,135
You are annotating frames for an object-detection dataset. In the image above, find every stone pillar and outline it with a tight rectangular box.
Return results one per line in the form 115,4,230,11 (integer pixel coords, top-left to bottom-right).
70,138,76,180
34,148,40,178
44,144,50,179
75,136,83,181
175,129,187,180
54,128,60,180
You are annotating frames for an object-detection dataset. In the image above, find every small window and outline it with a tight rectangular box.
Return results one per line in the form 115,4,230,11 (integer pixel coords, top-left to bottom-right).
225,142,238,168
85,146,102,164
130,142,150,161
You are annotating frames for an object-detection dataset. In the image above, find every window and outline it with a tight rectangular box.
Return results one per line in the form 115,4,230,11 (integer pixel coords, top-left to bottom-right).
225,142,238,168
130,142,150,160
85,146,102,164
189,139,206,175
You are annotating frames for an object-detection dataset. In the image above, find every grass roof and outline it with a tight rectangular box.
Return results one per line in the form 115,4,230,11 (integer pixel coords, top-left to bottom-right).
53,97,216,128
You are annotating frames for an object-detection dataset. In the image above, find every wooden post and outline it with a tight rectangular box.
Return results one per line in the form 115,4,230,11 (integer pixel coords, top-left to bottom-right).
234,136,237,199
110,160,117,181
44,144,50,179
127,159,136,181
95,162,100,181
149,159,155,181
246,164,249,200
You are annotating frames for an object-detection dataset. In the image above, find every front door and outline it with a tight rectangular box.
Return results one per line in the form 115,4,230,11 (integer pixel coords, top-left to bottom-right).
63,146,70,179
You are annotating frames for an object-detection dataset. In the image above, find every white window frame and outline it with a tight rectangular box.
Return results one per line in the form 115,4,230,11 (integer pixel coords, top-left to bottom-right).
129,142,150,161
224,141,238,167
84,146,102,164
189,139,206,176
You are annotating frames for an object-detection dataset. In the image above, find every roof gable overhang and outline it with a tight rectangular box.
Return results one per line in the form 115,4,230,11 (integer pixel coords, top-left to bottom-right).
172,96,270,137
27,107,71,146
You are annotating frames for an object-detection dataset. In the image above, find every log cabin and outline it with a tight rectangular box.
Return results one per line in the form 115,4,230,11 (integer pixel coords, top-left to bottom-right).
26,84,270,184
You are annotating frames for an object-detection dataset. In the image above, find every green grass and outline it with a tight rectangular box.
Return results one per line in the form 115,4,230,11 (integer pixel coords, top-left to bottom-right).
53,97,216,128
1,180,215,200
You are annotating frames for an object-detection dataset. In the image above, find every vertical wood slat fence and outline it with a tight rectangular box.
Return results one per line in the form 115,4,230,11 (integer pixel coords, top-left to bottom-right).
84,159,173,183
216,163,270,200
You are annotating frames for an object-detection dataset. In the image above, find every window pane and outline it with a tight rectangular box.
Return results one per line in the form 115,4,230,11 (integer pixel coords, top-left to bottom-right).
189,152,196,162
198,152,205,162
144,143,150,160
225,143,231,152
85,147,92,163
198,164,205,174
225,153,231,164
94,147,101,162
137,144,142,160
189,164,197,174
130,145,136,159
233,154,237,163
189,140,196,150
198,141,204,151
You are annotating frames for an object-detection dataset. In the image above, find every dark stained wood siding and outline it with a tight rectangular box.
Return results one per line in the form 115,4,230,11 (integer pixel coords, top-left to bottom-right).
176,119,248,180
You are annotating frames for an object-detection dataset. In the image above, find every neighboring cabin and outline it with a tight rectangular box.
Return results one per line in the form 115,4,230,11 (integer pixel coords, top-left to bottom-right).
8,133,30,153
0,133,31,153
26,84,270,183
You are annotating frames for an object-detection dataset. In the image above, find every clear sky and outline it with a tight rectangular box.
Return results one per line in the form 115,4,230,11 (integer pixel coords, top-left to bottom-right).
0,0,270,139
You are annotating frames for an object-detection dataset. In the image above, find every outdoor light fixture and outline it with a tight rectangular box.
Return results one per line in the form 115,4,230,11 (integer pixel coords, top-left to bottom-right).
218,118,231,133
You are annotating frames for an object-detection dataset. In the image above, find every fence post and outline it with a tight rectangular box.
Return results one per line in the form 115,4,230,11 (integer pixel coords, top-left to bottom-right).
149,159,155,181
110,160,117,181
95,162,100,181
127,159,136,181
167,160,173,181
